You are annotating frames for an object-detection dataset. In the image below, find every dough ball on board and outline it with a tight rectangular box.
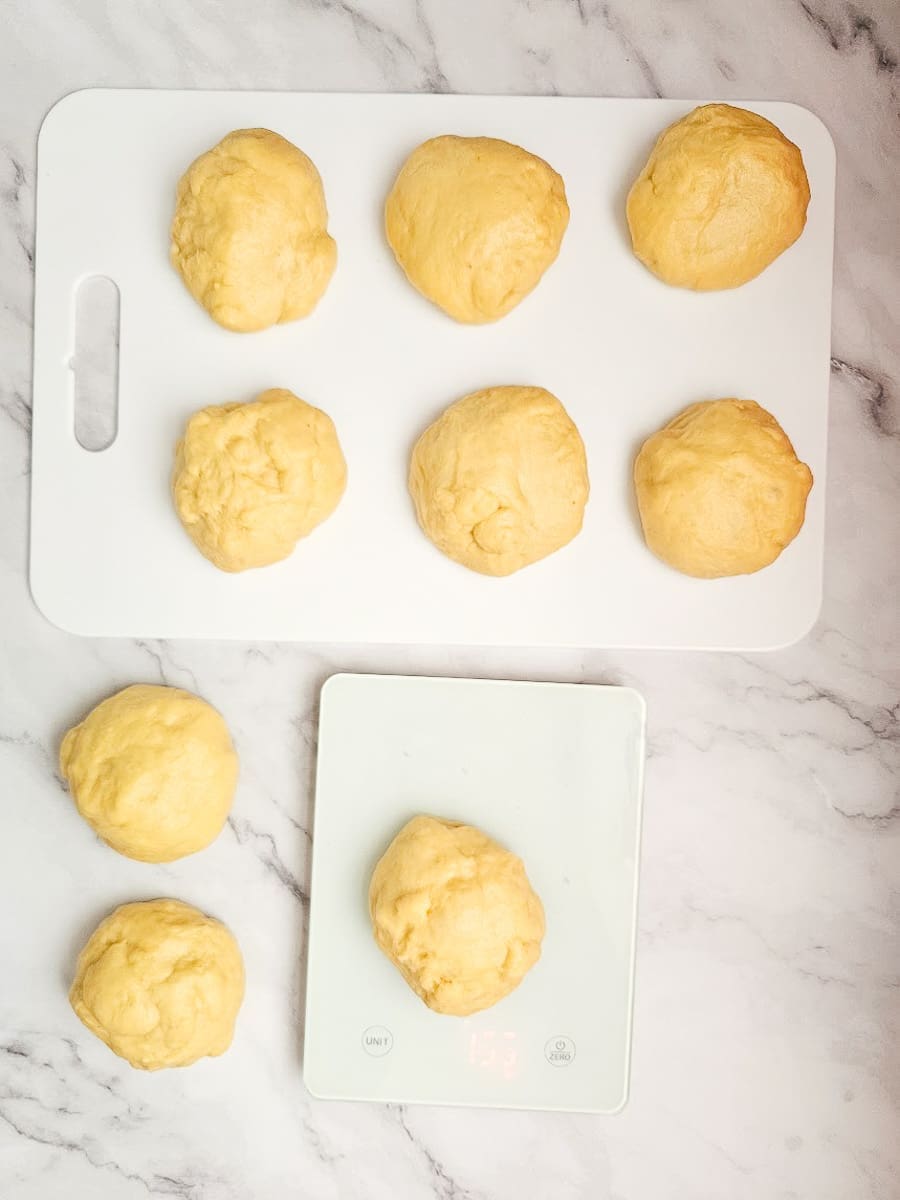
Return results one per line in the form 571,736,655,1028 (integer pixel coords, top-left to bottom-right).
59,684,237,863
385,135,569,322
172,387,347,573
634,398,813,578
409,385,589,576
69,900,244,1070
171,128,337,332
369,816,546,1017
626,104,810,290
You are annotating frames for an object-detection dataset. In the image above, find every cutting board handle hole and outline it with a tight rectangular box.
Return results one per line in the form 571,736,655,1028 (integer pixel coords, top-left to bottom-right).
72,275,120,452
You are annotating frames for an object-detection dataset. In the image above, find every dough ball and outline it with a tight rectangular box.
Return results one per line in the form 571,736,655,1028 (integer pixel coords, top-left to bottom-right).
69,900,244,1070
59,684,238,863
173,387,347,572
369,816,545,1017
634,398,813,578
626,104,810,290
409,385,589,576
171,128,336,332
385,135,569,322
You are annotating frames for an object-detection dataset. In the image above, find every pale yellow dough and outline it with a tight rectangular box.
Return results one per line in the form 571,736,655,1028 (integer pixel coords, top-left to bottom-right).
59,684,237,863
69,900,244,1070
409,385,589,576
172,388,347,572
634,398,813,578
170,128,336,332
369,816,545,1017
626,104,810,290
385,135,569,322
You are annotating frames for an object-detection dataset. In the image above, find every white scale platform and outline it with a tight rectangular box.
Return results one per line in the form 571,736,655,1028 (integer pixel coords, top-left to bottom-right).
304,674,646,1113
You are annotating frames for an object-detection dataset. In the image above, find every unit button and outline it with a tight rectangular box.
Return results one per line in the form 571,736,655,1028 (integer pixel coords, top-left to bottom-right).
545,1035,576,1067
362,1026,393,1057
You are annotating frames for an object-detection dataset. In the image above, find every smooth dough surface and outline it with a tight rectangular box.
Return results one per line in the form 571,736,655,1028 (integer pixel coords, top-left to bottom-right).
626,104,810,290
385,135,569,323
69,900,244,1070
171,128,336,332
59,684,237,862
369,816,545,1017
173,387,347,572
634,399,813,578
409,385,589,576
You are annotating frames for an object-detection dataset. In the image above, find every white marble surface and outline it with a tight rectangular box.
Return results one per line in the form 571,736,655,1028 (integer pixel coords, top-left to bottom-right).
1,1,898,1196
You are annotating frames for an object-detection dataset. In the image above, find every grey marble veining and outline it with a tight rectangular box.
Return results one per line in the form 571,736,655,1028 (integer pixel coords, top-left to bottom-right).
1,1,899,1197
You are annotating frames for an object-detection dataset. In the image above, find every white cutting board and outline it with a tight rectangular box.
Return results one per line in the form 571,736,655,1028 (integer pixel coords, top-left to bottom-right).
31,90,835,648
305,675,645,1112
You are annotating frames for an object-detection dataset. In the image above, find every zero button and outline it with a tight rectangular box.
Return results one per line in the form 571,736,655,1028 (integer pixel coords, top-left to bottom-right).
545,1035,576,1067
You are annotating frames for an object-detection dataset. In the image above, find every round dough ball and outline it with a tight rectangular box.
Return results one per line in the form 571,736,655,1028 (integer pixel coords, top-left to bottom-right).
170,128,336,332
69,900,244,1070
369,816,545,1017
634,398,813,578
409,385,589,576
385,135,569,323
173,387,347,572
626,104,810,290
59,684,238,863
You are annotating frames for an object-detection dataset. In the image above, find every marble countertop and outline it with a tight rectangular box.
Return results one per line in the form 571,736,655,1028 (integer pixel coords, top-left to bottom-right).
1,2,898,1197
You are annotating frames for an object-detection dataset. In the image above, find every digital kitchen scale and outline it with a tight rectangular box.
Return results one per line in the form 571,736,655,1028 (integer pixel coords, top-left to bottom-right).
303,674,646,1113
